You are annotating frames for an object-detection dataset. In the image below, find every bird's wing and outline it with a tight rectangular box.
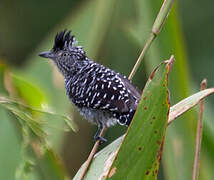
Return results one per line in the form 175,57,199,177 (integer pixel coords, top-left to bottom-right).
118,74,141,109
66,63,141,113
73,74,140,113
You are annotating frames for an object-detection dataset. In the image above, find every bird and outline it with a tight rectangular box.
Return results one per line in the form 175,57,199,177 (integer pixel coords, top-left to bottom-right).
39,30,141,143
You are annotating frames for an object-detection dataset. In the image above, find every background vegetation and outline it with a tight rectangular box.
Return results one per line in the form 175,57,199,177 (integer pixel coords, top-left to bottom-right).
0,0,213,179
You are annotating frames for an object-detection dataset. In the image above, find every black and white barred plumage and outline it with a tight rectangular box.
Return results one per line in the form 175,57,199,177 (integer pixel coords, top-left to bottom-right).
39,30,141,141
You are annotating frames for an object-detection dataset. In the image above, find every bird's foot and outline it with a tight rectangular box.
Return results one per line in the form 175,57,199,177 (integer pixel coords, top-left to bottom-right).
94,135,107,144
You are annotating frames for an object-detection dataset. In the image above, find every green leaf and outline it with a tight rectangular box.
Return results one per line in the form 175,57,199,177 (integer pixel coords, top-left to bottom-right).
11,74,47,109
169,88,214,124
73,136,123,180
105,59,172,180
74,58,172,179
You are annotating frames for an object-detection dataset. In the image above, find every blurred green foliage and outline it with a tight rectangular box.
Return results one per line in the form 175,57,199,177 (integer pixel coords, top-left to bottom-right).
0,0,214,179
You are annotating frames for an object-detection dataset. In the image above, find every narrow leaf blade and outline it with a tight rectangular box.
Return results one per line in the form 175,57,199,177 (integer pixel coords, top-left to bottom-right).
168,88,214,125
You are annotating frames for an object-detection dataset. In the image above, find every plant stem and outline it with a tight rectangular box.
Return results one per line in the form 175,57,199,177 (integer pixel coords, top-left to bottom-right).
78,126,107,180
152,0,176,35
128,0,176,80
128,33,155,80
192,79,207,180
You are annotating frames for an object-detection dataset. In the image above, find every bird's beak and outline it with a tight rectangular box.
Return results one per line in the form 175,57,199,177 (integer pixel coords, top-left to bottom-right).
39,51,54,59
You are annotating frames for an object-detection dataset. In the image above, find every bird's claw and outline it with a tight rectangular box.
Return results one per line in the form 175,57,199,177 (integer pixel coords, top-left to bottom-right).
94,135,107,144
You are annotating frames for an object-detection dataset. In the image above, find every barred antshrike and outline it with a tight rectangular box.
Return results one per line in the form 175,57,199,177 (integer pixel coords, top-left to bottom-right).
39,30,141,142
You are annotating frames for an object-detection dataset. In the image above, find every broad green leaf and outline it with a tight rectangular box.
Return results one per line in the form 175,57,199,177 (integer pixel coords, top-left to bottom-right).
105,59,171,180
74,58,172,180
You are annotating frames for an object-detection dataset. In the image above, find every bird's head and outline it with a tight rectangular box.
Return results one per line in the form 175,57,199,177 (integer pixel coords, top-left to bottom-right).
39,30,86,69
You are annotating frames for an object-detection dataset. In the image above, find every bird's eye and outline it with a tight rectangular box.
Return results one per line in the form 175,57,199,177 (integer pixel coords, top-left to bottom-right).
63,53,68,57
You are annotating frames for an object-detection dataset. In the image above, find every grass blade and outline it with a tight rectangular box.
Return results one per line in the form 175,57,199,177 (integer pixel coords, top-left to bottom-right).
168,88,214,125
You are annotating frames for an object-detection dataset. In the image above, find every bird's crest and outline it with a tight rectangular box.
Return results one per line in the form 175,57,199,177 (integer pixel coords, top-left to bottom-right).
53,29,77,51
